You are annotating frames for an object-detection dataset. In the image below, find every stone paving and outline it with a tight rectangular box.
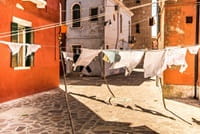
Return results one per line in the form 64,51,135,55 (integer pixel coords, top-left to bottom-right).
1,71,200,134
0,89,72,134
0,88,158,134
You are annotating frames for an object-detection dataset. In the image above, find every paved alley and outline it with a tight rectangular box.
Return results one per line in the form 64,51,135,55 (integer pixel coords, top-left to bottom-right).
0,71,200,134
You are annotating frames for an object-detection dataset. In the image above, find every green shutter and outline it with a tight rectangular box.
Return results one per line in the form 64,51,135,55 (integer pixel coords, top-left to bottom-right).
25,27,34,67
11,22,18,67
11,22,18,42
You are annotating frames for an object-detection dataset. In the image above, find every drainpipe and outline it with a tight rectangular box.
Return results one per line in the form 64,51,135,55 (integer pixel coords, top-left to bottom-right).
194,0,200,99
59,2,62,25
115,5,119,49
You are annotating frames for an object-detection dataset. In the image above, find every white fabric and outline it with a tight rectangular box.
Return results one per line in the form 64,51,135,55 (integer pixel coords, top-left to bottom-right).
111,50,144,76
74,48,101,69
143,50,165,78
26,45,41,56
162,48,188,73
7,43,22,55
0,40,41,56
187,45,200,55
62,52,73,61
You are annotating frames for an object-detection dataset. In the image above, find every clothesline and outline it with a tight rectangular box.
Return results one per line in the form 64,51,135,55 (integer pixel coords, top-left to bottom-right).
62,47,195,125
63,45,200,78
0,40,41,56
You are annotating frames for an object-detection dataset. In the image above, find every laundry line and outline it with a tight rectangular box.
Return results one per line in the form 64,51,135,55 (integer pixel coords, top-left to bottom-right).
62,46,197,125
63,45,200,78
0,40,41,56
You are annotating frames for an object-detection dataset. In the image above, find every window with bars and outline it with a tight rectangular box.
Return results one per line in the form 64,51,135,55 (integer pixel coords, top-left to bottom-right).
11,22,34,68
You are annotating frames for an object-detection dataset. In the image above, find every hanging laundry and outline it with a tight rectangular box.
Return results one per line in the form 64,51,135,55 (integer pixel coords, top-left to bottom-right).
74,48,101,70
26,45,41,56
143,50,165,78
187,45,200,55
62,52,74,74
7,43,22,55
102,50,120,63
162,48,188,73
111,50,144,76
62,51,73,61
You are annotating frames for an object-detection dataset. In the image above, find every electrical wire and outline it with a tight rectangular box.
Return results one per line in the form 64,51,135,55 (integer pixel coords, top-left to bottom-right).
0,0,199,39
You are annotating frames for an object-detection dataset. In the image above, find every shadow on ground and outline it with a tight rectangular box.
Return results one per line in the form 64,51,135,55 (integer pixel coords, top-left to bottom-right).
68,90,159,134
0,89,159,134
69,92,175,121
66,71,153,86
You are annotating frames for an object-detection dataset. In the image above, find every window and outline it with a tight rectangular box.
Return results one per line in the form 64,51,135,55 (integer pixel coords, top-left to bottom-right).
136,24,140,33
90,8,98,21
72,45,82,72
149,17,154,26
72,4,80,27
136,0,141,4
72,45,81,62
186,16,193,24
120,14,123,33
11,22,34,68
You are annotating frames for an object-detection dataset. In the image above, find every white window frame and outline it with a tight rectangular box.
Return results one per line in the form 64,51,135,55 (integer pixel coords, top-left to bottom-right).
12,16,32,70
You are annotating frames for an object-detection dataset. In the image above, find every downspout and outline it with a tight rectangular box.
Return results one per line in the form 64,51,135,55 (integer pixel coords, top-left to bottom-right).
115,5,119,49
195,0,200,99
59,2,62,25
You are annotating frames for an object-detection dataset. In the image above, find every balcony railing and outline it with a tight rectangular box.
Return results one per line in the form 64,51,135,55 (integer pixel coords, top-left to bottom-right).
22,0,47,8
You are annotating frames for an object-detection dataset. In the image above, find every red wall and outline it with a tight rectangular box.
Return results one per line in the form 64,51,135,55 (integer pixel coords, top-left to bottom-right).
0,0,60,102
163,0,197,85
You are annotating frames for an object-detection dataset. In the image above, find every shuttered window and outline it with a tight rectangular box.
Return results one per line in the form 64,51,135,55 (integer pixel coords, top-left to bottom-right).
11,22,34,68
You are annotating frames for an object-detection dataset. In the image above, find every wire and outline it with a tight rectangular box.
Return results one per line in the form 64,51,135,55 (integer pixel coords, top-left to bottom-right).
0,0,199,39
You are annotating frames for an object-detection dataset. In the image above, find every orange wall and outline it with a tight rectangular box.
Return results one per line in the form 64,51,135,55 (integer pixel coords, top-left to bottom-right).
0,0,60,102
163,0,197,85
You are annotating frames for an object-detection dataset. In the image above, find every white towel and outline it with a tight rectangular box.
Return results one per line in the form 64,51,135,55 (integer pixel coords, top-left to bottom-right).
7,43,22,55
187,45,200,55
26,45,41,56
143,50,165,78
74,48,101,69
62,52,73,61
111,50,144,76
162,48,188,73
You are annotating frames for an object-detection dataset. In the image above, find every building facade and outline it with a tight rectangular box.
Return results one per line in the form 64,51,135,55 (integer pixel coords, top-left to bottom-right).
66,0,133,76
0,0,60,102
123,0,152,49
158,0,200,99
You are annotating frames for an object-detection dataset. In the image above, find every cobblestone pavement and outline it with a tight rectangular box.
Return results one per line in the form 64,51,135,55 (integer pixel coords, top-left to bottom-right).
0,89,158,134
1,71,200,134
0,89,72,134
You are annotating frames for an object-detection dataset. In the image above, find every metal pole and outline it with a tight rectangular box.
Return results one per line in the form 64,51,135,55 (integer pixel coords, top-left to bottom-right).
60,47,75,134
194,0,200,99
99,54,116,98
159,78,167,110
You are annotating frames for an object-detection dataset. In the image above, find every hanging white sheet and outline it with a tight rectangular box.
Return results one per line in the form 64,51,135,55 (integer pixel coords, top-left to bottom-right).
26,45,41,56
0,40,41,56
187,45,200,55
62,51,73,61
143,50,165,78
7,43,22,55
111,50,144,76
74,48,101,70
162,47,188,73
